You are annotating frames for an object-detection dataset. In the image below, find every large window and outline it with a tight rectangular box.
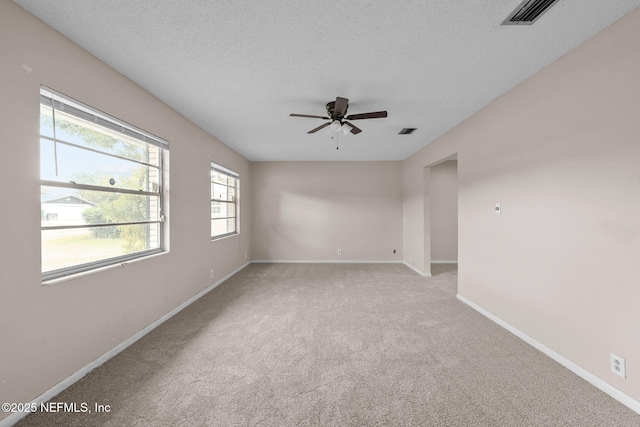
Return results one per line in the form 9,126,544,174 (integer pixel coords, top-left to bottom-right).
211,163,238,239
40,87,168,280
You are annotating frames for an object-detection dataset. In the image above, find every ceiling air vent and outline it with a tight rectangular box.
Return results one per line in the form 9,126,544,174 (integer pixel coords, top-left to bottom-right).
398,128,417,135
502,0,560,25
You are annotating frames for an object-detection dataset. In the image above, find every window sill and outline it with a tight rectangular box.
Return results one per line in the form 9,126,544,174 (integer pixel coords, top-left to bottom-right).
42,251,169,286
211,232,239,242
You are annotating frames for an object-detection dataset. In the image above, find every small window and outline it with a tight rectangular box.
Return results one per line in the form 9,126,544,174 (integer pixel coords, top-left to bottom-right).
40,87,168,281
211,163,238,239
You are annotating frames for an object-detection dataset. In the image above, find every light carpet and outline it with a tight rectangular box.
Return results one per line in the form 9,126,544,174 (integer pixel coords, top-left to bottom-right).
15,263,640,426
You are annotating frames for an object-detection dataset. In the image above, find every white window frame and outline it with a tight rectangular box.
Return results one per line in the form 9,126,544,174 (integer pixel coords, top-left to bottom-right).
211,163,239,240
40,86,169,281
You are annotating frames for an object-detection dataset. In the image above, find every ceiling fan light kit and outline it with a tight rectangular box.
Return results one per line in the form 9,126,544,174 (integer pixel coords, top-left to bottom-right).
290,97,387,139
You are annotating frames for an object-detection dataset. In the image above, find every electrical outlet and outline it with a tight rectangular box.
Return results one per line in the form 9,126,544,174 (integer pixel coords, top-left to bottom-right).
245,251,248,258
337,249,341,255
611,353,626,378
393,249,396,254
210,269,215,279
495,203,501,214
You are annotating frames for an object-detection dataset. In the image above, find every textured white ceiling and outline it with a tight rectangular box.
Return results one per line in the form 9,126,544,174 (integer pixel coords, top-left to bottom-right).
14,0,640,161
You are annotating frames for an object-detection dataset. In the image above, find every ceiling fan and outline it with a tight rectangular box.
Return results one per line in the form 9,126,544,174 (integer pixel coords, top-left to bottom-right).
290,97,387,135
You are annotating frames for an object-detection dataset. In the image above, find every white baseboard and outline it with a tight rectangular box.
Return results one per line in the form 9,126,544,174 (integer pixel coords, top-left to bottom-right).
250,260,432,277
0,261,250,427
250,259,431,278
431,260,458,264
251,260,403,264
402,261,432,277
456,294,640,416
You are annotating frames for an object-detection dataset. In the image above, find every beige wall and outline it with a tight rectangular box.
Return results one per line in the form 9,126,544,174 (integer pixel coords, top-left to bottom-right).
430,160,458,262
3,0,639,416
251,162,402,261
0,0,250,417
403,8,640,402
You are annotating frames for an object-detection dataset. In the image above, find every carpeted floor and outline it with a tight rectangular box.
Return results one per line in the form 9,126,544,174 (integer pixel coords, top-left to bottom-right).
15,263,640,426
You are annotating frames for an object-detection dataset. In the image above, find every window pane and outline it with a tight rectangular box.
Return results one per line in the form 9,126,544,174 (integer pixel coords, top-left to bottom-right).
212,183,235,201
40,138,57,179
211,201,235,219
211,170,229,186
211,218,235,236
225,202,236,218
40,104,54,138
40,140,160,193
211,202,221,216
41,223,160,273
53,109,160,166
41,186,160,226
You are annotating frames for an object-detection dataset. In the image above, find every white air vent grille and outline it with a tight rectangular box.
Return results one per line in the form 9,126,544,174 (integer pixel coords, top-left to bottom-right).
502,0,560,25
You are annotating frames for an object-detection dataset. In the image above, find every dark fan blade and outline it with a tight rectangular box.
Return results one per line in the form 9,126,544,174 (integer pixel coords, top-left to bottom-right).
307,122,331,134
345,111,387,120
334,97,349,117
343,121,362,135
290,114,330,119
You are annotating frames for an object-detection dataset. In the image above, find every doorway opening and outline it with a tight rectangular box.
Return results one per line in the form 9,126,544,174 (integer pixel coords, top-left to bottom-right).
424,155,458,290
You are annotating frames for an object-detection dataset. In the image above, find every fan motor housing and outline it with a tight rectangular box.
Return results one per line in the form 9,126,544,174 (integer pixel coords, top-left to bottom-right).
326,101,347,120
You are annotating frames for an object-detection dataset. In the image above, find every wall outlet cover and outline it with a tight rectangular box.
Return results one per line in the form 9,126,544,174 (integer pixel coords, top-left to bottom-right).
611,353,626,378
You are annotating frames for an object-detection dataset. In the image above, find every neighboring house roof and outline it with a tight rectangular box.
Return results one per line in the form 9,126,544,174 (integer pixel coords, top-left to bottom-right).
42,195,96,206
